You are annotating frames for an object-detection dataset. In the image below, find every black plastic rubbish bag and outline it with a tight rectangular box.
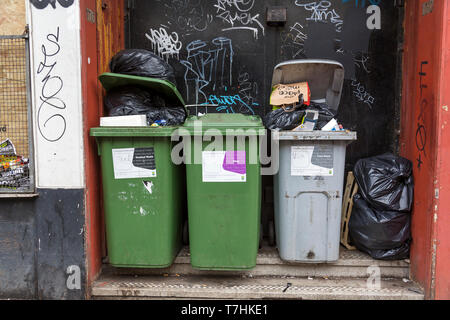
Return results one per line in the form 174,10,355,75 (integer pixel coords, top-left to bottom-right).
104,86,165,115
349,193,411,257
303,102,337,130
145,106,187,126
104,86,186,126
264,95,306,130
109,49,177,85
359,243,410,260
263,106,305,130
354,153,414,212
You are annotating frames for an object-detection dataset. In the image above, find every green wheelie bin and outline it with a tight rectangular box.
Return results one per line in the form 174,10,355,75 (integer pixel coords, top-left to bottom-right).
91,127,184,268
91,72,187,268
182,113,264,270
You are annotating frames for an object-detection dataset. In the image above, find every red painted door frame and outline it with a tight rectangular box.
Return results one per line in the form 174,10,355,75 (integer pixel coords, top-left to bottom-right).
79,0,124,298
401,0,450,299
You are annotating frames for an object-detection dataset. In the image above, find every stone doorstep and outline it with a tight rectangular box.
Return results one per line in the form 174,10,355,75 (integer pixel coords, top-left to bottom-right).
102,246,410,279
91,274,424,300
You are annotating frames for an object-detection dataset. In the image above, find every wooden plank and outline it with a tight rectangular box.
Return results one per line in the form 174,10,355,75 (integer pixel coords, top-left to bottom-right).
341,171,358,250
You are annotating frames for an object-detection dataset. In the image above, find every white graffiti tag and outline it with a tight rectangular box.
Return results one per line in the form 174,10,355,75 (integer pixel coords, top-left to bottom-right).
180,38,234,105
145,27,183,61
281,22,308,59
295,1,343,32
214,0,265,39
351,79,375,109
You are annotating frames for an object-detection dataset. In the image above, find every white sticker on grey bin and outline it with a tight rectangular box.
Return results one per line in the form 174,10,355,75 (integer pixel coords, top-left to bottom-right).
290,146,334,176
112,148,157,179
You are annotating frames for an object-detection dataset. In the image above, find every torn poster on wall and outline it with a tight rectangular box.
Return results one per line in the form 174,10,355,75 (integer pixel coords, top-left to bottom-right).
0,139,30,190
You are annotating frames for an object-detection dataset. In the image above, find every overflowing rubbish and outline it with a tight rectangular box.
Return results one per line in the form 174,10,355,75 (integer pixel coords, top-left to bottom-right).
349,153,414,260
263,99,306,131
292,109,318,131
265,79,343,131
264,99,341,131
109,49,177,85
0,139,30,190
104,86,186,126
103,49,187,127
306,102,337,130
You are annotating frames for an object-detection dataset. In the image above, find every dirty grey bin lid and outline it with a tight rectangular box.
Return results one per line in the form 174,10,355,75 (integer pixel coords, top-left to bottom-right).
271,59,345,112
273,130,356,142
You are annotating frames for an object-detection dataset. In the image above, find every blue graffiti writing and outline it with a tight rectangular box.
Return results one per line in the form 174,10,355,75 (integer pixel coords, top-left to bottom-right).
206,94,255,114
341,0,381,8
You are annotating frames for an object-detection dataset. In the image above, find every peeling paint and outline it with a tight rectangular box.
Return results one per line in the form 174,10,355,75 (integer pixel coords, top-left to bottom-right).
139,207,149,216
143,180,154,194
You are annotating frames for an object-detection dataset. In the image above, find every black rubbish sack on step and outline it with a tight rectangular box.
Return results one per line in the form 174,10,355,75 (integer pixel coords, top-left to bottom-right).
109,49,177,85
349,193,411,260
264,96,305,130
359,243,411,260
104,86,186,126
353,153,414,212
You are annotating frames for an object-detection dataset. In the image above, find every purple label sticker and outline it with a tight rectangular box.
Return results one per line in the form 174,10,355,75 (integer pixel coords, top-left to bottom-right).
222,151,246,175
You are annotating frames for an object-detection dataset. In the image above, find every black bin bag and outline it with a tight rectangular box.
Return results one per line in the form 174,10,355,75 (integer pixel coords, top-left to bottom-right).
303,102,337,130
104,86,165,115
109,49,177,85
264,95,305,130
145,106,187,126
354,153,414,212
349,193,411,260
104,86,186,126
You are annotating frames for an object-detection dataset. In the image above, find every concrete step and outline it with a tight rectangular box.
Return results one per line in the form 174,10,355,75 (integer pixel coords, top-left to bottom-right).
102,246,411,279
92,274,424,300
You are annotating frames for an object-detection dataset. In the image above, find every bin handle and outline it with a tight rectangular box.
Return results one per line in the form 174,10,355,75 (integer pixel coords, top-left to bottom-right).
287,190,339,199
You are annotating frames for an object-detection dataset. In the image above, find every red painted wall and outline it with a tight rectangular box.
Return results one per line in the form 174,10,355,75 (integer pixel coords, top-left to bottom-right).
401,0,450,299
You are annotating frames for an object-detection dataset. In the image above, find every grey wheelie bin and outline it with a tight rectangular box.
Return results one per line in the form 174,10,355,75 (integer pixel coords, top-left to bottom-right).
272,60,357,263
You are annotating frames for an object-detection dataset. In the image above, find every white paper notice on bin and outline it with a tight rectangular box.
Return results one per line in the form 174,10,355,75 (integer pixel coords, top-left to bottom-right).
291,145,334,176
202,151,246,182
112,147,157,179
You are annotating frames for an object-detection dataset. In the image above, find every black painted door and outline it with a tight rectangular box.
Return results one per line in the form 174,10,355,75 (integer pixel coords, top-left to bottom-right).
125,0,402,167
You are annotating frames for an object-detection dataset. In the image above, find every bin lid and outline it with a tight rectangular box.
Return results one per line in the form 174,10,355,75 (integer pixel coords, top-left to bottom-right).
90,126,177,137
183,113,264,134
273,130,357,141
99,72,186,107
271,59,345,112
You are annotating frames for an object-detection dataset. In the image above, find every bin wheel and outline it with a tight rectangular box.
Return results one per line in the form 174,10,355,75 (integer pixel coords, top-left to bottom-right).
268,220,275,247
182,220,189,245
